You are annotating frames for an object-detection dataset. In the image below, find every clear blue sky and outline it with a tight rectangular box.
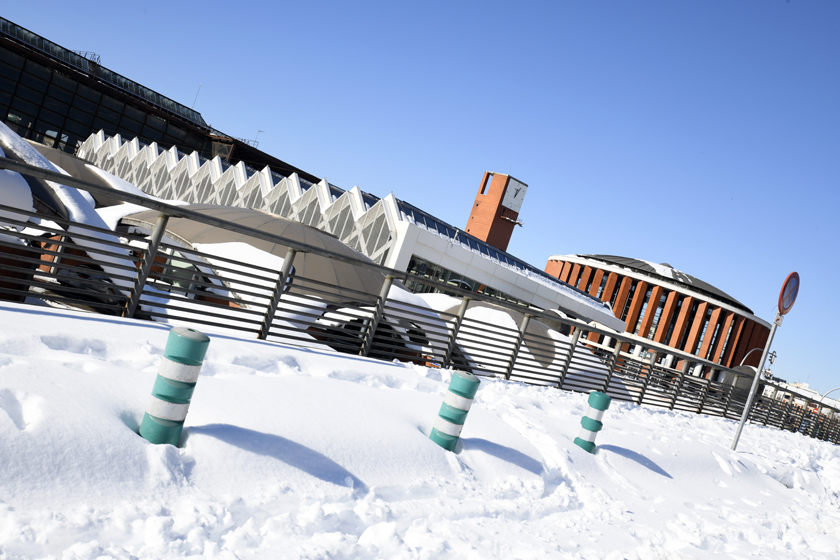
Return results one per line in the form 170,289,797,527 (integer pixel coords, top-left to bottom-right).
7,2,839,393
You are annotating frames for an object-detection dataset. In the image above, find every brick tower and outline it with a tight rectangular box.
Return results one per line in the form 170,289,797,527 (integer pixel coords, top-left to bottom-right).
465,172,528,252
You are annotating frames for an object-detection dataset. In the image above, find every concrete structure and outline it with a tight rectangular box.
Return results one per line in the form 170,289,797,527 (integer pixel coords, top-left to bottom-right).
545,254,772,377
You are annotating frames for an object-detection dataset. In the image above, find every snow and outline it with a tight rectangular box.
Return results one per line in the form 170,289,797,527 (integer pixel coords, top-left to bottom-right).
0,146,35,231
2,301,839,559
0,123,135,290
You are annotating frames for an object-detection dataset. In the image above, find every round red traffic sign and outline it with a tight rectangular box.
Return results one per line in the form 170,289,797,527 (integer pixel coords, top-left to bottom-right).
778,272,800,315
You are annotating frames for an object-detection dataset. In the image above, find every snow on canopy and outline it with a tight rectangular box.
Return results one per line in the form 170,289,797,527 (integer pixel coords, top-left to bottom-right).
0,122,135,290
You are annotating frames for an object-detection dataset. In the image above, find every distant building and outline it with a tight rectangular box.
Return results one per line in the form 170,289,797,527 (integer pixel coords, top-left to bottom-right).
545,254,772,374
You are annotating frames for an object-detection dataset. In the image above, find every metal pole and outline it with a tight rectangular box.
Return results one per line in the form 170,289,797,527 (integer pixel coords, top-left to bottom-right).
360,275,394,357
125,213,169,318
731,312,780,451
601,344,622,393
556,328,582,389
505,314,532,380
670,360,691,410
442,297,470,369
637,351,659,406
258,248,297,340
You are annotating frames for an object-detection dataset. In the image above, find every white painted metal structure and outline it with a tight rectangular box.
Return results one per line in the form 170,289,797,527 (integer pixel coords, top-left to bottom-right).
77,132,624,330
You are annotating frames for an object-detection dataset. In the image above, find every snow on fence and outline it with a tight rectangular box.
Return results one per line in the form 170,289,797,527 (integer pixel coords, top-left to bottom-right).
1,157,839,447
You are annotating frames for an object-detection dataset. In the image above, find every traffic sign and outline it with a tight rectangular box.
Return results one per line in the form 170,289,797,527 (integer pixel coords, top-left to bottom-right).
778,272,800,315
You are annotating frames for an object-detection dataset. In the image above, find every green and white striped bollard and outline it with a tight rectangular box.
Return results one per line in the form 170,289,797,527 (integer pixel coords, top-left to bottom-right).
429,370,481,452
139,327,210,446
574,391,612,454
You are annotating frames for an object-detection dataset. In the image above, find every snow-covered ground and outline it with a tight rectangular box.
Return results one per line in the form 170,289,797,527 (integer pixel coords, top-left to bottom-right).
1,301,839,559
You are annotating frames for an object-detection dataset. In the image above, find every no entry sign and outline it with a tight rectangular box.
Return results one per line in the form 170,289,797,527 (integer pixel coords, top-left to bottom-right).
778,272,800,316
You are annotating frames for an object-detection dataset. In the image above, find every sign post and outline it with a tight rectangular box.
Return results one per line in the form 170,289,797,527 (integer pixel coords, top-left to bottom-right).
731,272,799,451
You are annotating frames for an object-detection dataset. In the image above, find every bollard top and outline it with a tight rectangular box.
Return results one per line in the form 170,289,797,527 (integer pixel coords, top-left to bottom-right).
588,391,612,411
164,327,210,366
449,370,481,399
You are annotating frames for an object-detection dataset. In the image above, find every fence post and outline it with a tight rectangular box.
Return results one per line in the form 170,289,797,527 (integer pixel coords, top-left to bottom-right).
762,397,776,426
505,314,532,380
360,275,394,357
669,360,691,410
794,404,808,433
556,328,582,389
720,375,736,419
697,376,711,415
601,344,622,394
125,213,169,318
636,351,658,406
442,297,470,369
258,248,297,340
810,408,823,438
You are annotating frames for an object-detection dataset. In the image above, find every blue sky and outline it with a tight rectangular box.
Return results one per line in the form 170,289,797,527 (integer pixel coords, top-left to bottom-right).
7,1,839,393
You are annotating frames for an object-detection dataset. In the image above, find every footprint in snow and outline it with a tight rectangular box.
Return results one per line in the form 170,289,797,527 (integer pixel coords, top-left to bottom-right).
40,335,108,358
0,388,42,430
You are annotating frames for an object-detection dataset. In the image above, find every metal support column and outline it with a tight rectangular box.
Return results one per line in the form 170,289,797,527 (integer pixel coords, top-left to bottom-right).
810,408,823,438
125,213,169,318
442,297,470,369
556,328,582,389
601,344,622,394
761,397,775,426
669,360,691,410
637,352,658,406
360,275,394,357
258,248,297,340
697,377,711,415
505,314,532,380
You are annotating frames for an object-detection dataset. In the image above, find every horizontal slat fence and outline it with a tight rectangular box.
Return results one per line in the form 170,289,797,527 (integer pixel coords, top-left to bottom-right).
1,169,838,447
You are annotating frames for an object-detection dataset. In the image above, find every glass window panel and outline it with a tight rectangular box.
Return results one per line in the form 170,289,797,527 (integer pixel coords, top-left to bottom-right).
0,46,24,68
166,123,186,140
48,83,73,104
100,94,124,113
72,95,97,114
119,116,143,135
0,60,20,81
50,71,77,93
6,110,34,131
20,71,47,93
184,133,203,150
38,107,64,127
92,116,117,135
68,107,93,126
142,125,164,142
44,95,69,115
0,74,15,94
96,104,120,124
24,59,51,81
122,104,145,122
146,114,166,131
62,118,89,137
0,90,10,106
76,83,101,103
10,96,38,118
32,121,59,147
14,84,43,105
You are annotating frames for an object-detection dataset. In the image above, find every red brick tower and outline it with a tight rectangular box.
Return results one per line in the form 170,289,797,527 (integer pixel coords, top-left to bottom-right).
465,172,528,252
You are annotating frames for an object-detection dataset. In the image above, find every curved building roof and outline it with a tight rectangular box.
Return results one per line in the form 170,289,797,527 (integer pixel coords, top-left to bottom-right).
565,254,753,315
